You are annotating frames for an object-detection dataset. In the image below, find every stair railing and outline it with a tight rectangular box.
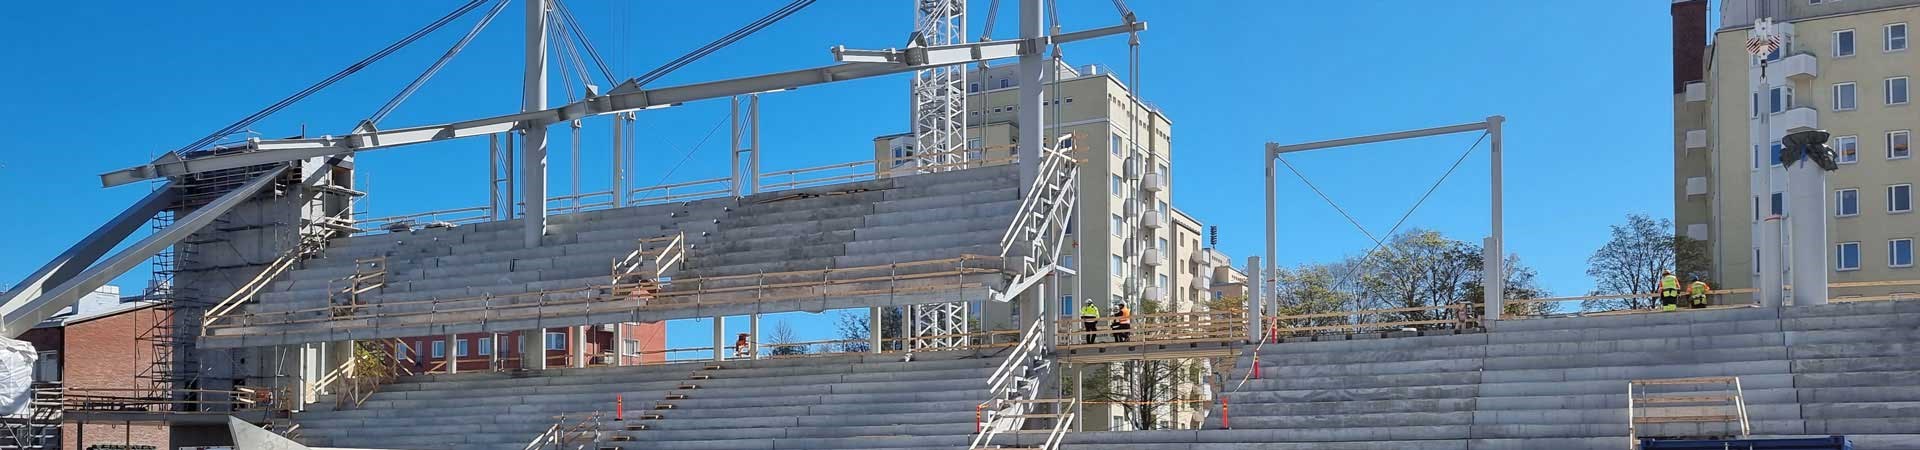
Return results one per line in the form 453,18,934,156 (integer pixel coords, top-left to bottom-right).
522,412,603,450
971,319,1050,449
203,226,335,328
994,134,1079,303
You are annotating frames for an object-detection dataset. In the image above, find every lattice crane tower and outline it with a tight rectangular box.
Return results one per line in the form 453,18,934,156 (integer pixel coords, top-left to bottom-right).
908,0,971,350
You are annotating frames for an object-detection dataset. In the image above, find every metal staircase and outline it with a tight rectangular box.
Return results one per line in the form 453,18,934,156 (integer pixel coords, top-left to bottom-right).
994,134,1079,303
971,319,1054,449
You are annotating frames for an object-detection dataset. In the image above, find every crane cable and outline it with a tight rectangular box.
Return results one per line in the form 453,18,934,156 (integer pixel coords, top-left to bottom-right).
368,0,512,125
176,0,488,154
551,0,616,86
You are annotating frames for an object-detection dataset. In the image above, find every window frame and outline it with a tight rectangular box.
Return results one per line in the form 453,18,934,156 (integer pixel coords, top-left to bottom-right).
1111,213,1125,237
622,339,641,356
454,338,469,357
1890,130,1912,160
1835,29,1856,57
1889,23,1909,52
1888,76,1911,105
544,332,568,351
1110,174,1123,197
1770,141,1784,167
1837,242,1862,271
1893,238,1916,268
1833,82,1857,111
1837,135,1859,163
1111,254,1125,277
430,340,446,358
1890,184,1914,214
1836,188,1861,217
477,337,493,356
1770,85,1794,114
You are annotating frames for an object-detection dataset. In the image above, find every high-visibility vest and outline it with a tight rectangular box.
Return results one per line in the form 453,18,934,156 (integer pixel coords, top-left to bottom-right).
1660,275,1680,294
1114,307,1131,325
1690,281,1710,296
1081,305,1100,318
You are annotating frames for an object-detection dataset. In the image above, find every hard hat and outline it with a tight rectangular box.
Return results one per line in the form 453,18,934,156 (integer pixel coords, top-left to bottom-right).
1663,269,1674,274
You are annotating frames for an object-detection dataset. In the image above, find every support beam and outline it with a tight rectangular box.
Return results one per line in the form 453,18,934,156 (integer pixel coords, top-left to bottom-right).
523,329,546,370
1485,116,1505,320
3,166,285,337
1247,256,1262,343
0,184,176,320
747,314,760,360
445,333,458,374
1016,0,1044,192
98,22,1145,188
869,306,883,353
712,316,725,361
575,325,588,368
1268,121,1491,155
521,0,550,248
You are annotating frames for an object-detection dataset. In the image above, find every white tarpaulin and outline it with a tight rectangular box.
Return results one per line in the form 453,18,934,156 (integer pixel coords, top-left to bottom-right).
0,336,36,418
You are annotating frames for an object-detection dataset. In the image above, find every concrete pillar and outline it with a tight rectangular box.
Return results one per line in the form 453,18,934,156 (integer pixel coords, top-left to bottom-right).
444,333,458,374
489,333,501,371
713,316,726,361
1485,115,1506,320
523,329,546,370
1788,162,1829,306
1247,256,1262,343
612,324,626,366
869,307,884,353
748,314,760,360
1015,0,1044,191
575,325,589,368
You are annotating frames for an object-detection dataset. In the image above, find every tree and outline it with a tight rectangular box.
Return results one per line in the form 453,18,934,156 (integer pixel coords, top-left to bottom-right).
768,321,808,356
1585,214,1681,311
833,308,902,353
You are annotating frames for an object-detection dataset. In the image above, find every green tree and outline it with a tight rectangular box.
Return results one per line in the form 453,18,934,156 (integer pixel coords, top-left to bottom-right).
1585,214,1681,311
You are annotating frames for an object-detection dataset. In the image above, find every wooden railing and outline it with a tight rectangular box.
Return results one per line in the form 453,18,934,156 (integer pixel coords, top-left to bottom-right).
1504,279,1920,318
203,234,331,328
1627,376,1749,448
1056,309,1248,348
58,387,278,414
313,339,414,408
206,255,1006,334
1262,303,1476,338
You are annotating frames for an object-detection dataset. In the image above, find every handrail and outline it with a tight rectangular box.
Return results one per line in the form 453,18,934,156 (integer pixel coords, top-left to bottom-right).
758,160,874,191
971,319,1048,449
522,412,603,450
1041,397,1077,449
207,255,1005,332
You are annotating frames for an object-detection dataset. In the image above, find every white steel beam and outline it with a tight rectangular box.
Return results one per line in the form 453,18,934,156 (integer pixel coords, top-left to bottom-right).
0,184,176,314
522,0,550,248
98,22,1144,188
3,166,287,337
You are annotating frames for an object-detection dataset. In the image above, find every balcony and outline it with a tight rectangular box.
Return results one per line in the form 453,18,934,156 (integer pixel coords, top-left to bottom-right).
1191,275,1212,289
1124,201,1143,218
1685,130,1707,149
1143,248,1163,265
1143,286,1165,302
1773,53,1818,82
1143,171,1167,192
1770,107,1819,136
1686,177,1709,196
1142,210,1165,228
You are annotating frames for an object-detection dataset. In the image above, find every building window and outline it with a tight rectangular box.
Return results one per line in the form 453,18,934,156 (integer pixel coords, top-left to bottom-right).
1891,184,1913,213
398,343,414,361
1889,77,1911,105
1835,29,1856,57
1111,214,1125,237
431,340,446,358
478,337,493,356
1834,82,1857,111
1770,141,1784,167
454,339,469,357
1893,239,1916,268
1770,86,1793,113
1110,135,1123,157
999,78,1012,88
545,332,567,351
968,82,980,93
1837,135,1859,163
33,351,57,382
1111,255,1125,277
1111,174,1123,197
1754,248,1762,274
1751,93,1760,118
1752,145,1762,169
622,339,640,356
1771,192,1785,216
1157,274,1169,288
1891,131,1912,159
1889,23,1909,52
1837,188,1860,217
1753,195,1761,220
1838,242,1861,271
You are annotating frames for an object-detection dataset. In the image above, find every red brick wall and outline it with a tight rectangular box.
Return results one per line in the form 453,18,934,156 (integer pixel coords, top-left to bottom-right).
60,306,169,450
17,326,62,381
1672,0,1709,93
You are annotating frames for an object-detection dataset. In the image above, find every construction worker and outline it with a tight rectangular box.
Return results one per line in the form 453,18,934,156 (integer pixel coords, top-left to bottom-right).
1689,277,1711,309
1080,300,1101,344
732,333,752,359
1110,301,1133,343
1658,270,1681,312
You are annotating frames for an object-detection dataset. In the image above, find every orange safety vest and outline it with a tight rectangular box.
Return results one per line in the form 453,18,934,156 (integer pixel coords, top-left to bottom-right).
1114,306,1131,325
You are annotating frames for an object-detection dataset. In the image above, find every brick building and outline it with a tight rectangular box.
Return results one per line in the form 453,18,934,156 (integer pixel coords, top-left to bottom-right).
15,286,174,450
394,322,665,373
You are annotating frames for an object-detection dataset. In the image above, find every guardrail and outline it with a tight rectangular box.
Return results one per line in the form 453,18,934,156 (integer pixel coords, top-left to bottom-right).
1627,376,1749,448
759,160,873,191
1503,279,1920,319
1057,309,1247,348
1262,303,1477,339
522,412,603,450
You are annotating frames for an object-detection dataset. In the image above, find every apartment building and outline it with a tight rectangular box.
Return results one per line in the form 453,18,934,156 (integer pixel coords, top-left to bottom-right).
1674,0,1918,300
872,61,1220,317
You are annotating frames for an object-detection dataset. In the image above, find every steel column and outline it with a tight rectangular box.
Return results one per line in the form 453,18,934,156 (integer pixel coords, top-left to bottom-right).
521,0,550,248
1486,115,1505,320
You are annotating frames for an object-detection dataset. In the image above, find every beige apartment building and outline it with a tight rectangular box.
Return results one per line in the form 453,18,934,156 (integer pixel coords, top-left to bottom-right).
1674,0,1918,300
872,61,1234,430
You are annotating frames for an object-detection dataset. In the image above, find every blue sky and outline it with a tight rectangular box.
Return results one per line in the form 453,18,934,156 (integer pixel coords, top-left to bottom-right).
0,1,1678,349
